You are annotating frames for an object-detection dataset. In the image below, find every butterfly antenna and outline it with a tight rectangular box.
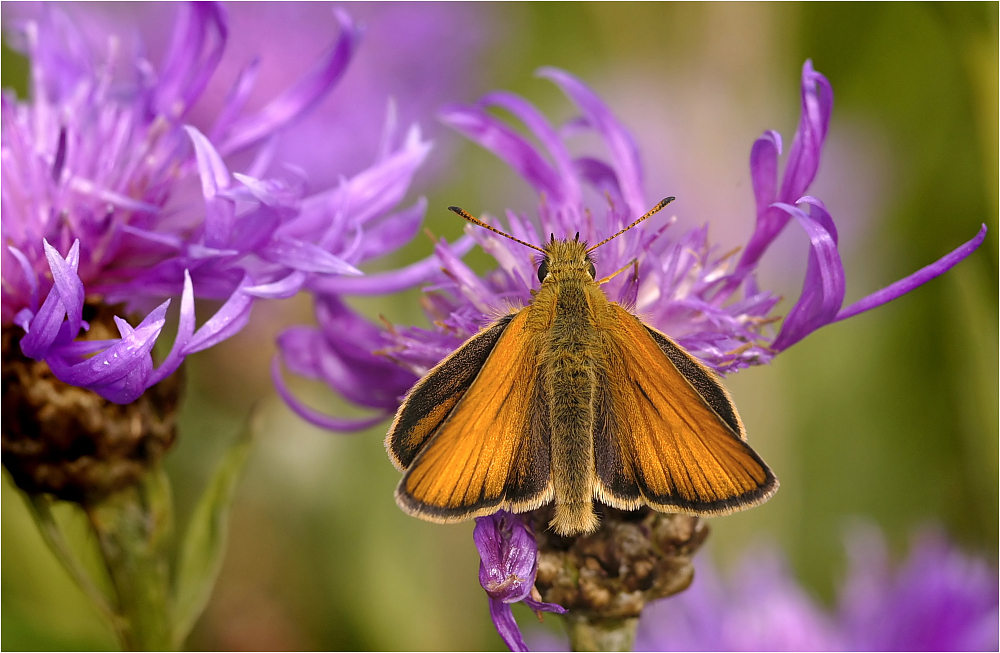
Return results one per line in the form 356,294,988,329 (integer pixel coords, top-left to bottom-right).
586,197,675,253
448,206,547,253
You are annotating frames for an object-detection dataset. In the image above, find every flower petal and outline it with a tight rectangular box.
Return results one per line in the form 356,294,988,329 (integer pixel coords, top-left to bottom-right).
183,276,255,355
148,270,196,385
440,103,565,202
306,235,476,295
185,125,235,249
780,60,833,205
538,67,645,216
770,198,844,352
488,598,529,653
475,511,538,603
479,90,580,205
218,9,360,155
270,355,389,432
835,224,987,322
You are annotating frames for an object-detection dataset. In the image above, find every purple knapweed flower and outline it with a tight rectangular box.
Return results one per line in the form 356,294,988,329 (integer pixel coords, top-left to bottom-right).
475,511,567,652
2,3,432,404
628,527,999,652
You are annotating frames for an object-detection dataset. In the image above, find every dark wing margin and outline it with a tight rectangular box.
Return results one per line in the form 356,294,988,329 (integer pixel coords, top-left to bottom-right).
642,325,745,439
386,314,515,471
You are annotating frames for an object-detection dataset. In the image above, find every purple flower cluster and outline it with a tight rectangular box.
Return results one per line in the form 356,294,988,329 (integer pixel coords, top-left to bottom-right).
627,527,998,652
2,4,432,403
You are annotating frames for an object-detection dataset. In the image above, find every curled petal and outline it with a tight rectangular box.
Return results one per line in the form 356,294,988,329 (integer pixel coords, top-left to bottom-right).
440,103,565,203
244,271,307,299
751,130,782,220
270,355,389,432
259,238,362,275
734,61,833,279
19,241,84,359
488,599,529,653
47,301,168,403
155,2,228,117
353,198,426,263
219,9,360,155
185,125,234,249
574,156,626,214
307,235,476,295
780,60,833,205
538,67,645,216
770,198,844,351
148,270,196,385
183,276,255,354
475,511,538,603
6,245,40,312
835,224,987,322
480,90,580,205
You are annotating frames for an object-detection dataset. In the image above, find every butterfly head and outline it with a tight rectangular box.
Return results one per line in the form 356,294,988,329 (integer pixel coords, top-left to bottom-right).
537,238,596,283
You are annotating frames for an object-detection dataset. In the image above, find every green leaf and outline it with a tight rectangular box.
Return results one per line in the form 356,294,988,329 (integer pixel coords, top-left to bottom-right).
170,419,254,648
22,493,127,638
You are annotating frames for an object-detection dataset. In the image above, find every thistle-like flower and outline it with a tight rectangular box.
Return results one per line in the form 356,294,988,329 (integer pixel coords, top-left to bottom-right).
1,3,387,405
2,3,439,648
278,62,985,649
2,1,436,501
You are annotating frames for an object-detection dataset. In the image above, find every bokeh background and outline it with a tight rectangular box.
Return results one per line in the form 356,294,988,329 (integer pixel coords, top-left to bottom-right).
2,2,996,650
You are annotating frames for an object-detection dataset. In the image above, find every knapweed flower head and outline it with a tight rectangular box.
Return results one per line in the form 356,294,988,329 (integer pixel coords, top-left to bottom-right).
626,527,999,652
1,3,432,404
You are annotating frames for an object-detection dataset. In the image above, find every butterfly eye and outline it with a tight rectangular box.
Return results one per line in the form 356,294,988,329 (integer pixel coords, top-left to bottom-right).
537,259,550,283
587,261,596,278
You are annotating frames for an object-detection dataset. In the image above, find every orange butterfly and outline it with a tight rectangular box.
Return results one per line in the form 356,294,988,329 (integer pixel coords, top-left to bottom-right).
386,198,778,535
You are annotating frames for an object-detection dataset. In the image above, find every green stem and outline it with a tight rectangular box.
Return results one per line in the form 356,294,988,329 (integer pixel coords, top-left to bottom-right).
85,467,174,651
563,613,639,652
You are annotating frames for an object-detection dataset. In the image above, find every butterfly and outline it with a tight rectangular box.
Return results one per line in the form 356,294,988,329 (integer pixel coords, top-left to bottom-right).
386,198,778,535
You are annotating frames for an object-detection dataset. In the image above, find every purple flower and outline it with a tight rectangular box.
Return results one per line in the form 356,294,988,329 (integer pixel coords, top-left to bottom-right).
474,511,567,652
2,3,433,403
625,527,998,652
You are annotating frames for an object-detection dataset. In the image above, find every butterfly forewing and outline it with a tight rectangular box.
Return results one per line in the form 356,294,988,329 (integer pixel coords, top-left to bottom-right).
594,305,777,514
387,314,515,470
395,308,553,522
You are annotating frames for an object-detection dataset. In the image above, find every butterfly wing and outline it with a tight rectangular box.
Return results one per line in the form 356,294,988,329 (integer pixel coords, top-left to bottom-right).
594,304,778,515
387,313,517,471
392,308,553,522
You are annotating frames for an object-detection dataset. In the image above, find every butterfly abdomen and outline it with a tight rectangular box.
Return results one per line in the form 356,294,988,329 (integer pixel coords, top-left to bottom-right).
546,281,601,535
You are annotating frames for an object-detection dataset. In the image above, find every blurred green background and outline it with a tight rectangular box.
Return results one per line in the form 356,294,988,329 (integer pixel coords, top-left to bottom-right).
3,2,997,650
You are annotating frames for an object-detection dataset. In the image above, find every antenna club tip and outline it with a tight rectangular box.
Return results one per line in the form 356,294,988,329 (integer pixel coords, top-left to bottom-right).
660,197,676,207
447,206,462,213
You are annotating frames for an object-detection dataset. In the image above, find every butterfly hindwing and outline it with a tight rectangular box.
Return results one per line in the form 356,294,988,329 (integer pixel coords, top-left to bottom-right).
594,304,778,515
395,308,553,522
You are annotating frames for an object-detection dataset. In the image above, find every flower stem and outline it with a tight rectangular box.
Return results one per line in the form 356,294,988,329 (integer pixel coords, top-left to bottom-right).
563,613,639,652
85,466,174,651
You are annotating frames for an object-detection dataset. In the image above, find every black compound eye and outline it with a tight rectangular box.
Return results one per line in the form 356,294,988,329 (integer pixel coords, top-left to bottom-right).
587,260,596,278
537,258,550,283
